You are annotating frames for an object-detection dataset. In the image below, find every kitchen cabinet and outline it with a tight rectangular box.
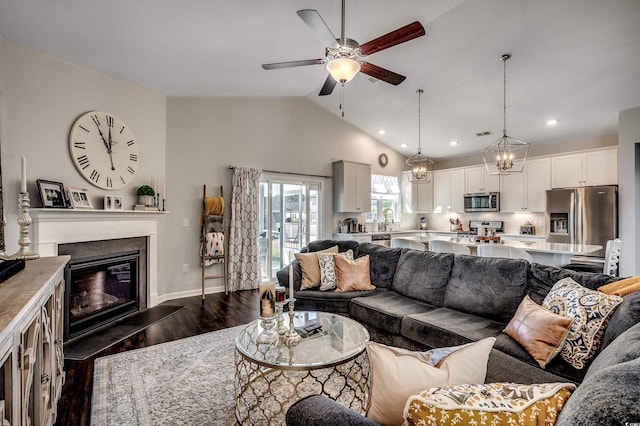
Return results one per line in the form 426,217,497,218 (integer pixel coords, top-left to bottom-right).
401,171,434,213
465,165,500,193
551,147,617,188
0,257,69,426
333,160,371,213
500,157,551,212
433,168,465,213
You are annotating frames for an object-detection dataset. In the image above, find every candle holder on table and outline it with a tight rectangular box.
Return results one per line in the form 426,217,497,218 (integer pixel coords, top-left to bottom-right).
275,286,288,335
13,192,39,260
256,315,279,345
282,297,302,346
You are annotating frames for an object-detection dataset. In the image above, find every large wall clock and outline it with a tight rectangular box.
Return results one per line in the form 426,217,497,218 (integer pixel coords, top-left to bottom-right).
69,111,138,190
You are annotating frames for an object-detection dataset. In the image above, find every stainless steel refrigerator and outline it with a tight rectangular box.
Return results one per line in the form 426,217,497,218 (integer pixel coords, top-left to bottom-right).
545,185,618,258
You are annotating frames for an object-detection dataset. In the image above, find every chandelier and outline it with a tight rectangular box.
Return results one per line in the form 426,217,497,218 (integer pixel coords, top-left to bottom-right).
405,89,433,183
482,54,530,174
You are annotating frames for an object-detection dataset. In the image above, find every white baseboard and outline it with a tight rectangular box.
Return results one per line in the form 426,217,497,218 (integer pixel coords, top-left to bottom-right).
154,285,226,305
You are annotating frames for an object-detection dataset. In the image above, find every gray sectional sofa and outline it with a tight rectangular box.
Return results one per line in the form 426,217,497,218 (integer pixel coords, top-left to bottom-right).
277,240,640,426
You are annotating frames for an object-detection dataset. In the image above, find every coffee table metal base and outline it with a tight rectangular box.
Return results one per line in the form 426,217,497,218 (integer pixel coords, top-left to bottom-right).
234,350,369,425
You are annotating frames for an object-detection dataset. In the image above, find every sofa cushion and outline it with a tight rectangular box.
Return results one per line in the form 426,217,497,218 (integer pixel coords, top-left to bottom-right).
543,277,623,369
503,295,574,368
556,357,640,426
443,255,528,323
600,289,640,350
293,287,386,315
493,333,587,384
584,321,640,379
302,239,360,254
354,243,402,289
391,250,454,306
528,263,618,304
401,308,505,349
366,338,495,426
350,292,438,335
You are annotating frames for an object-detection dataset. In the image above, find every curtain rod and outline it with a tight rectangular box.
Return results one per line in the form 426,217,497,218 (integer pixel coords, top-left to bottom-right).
228,165,331,179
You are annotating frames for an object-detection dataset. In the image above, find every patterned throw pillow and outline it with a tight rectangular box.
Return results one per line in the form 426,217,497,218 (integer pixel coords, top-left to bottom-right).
317,250,354,291
542,277,623,369
294,245,338,290
404,382,575,426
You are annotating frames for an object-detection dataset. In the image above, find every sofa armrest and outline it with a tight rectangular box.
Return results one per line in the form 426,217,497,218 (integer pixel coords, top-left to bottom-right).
286,395,379,426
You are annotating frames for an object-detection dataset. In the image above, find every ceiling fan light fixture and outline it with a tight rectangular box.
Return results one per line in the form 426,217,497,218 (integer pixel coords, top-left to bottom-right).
405,89,433,183
482,54,529,175
326,57,361,83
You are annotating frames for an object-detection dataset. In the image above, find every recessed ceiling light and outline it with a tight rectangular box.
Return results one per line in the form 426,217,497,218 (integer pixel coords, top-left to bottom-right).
546,119,559,126
400,143,408,148
450,140,459,146
378,129,386,135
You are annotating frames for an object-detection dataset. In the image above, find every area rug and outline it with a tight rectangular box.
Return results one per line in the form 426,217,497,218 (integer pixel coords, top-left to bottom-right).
65,305,186,361
91,325,243,425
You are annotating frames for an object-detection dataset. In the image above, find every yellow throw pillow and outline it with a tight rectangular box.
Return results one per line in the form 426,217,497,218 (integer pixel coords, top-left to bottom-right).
404,382,575,426
334,255,375,292
366,338,496,426
598,276,640,297
504,295,574,368
294,245,338,290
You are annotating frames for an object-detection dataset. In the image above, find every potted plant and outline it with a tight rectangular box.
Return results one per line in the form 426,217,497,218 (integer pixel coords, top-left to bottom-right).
137,185,155,206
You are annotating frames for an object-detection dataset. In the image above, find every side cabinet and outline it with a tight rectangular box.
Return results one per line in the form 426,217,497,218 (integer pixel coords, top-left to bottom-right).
333,161,371,213
0,256,69,426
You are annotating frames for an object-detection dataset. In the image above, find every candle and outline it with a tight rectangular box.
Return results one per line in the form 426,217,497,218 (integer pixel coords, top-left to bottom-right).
259,282,276,317
275,286,286,303
289,263,294,302
20,156,27,193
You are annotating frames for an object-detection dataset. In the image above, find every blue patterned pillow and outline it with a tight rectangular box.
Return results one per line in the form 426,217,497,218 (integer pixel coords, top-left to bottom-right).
317,250,353,291
542,277,623,369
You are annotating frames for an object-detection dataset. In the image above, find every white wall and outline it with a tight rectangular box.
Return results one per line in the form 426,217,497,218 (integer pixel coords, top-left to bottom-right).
0,39,168,284
164,96,408,297
618,106,640,276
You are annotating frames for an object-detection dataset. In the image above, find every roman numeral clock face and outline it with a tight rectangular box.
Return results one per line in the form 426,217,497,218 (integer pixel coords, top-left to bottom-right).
69,111,138,190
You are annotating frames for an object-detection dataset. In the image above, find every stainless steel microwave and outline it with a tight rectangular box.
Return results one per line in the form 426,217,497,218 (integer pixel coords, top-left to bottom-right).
464,192,500,212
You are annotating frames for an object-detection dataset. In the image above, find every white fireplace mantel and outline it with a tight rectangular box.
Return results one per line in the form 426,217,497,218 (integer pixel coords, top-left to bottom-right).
30,208,167,307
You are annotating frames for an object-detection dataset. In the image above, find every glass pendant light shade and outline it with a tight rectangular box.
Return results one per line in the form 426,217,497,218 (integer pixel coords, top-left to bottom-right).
483,54,530,175
405,89,433,183
326,57,361,83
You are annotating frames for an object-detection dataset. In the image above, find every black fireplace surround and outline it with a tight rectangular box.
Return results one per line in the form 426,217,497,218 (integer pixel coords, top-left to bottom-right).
59,237,147,342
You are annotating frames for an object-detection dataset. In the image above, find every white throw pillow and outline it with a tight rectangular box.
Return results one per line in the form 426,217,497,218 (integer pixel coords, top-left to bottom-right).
317,249,353,291
366,337,495,426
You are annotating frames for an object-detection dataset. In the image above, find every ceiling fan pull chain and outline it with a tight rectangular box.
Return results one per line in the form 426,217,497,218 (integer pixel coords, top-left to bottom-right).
340,84,345,117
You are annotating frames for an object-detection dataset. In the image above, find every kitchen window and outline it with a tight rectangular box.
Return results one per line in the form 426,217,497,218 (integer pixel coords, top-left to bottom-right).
369,174,400,223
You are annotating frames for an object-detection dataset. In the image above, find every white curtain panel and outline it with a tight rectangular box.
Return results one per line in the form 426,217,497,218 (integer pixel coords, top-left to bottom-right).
228,167,261,291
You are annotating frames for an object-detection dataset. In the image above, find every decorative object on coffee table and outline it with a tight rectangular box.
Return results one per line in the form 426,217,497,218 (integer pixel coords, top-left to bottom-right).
283,263,302,346
275,286,288,335
257,282,278,344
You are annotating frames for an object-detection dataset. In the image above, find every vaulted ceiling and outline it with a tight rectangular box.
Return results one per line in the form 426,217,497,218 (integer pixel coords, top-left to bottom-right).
1,0,639,161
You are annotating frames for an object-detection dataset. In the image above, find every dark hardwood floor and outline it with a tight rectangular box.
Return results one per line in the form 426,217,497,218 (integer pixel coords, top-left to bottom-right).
55,289,260,426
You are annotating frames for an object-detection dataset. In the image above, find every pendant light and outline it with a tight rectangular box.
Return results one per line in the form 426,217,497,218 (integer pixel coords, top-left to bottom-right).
482,54,530,174
405,89,433,183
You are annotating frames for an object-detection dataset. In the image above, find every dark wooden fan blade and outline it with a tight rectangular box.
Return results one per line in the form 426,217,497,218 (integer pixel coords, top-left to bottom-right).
319,74,337,96
297,9,340,49
262,59,326,70
359,21,425,56
360,63,406,85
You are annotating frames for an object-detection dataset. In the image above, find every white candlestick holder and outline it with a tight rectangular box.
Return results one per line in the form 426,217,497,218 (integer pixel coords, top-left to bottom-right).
13,192,39,260
275,301,288,335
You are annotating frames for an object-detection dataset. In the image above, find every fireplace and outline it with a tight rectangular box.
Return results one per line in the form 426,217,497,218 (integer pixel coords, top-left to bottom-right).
65,251,140,340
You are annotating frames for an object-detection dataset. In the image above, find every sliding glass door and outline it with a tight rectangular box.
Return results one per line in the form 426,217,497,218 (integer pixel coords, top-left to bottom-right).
259,177,321,280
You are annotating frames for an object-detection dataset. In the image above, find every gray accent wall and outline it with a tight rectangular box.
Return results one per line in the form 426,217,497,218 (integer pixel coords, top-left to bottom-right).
619,106,640,277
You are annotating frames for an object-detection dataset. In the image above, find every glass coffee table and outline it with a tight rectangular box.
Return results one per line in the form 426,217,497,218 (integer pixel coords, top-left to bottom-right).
234,311,370,425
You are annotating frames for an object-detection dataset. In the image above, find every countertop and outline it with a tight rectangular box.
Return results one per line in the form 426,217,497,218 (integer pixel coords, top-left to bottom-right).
333,230,545,239
399,235,601,255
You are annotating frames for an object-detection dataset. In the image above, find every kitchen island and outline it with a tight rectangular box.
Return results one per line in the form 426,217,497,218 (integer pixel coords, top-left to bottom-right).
399,235,602,268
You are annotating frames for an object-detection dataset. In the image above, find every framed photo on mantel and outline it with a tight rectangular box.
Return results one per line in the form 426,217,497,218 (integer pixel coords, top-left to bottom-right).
36,179,68,208
67,186,94,209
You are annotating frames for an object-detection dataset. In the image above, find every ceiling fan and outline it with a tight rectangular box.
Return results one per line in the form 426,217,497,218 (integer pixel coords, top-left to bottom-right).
262,0,426,96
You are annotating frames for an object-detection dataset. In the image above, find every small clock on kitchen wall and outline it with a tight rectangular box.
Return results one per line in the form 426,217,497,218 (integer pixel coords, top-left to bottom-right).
69,111,138,190
378,153,388,168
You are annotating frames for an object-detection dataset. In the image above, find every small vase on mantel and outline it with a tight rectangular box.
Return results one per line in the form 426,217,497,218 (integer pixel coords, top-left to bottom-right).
138,195,154,206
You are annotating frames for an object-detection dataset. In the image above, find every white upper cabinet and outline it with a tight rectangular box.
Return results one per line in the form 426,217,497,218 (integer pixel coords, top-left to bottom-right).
500,157,551,212
433,169,465,213
401,171,434,213
465,165,500,193
551,147,617,188
333,161,371,213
